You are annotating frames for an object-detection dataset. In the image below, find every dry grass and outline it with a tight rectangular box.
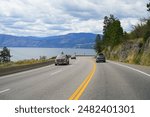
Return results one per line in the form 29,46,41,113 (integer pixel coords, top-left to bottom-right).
0,58,53,69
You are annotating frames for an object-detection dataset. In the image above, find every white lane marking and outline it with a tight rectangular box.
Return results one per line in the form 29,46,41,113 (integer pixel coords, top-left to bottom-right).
109,61,150,77
0,89,10,94
51,70,62,76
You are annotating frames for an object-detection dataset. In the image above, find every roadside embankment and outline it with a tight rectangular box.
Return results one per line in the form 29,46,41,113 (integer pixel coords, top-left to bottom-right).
104,38,150,66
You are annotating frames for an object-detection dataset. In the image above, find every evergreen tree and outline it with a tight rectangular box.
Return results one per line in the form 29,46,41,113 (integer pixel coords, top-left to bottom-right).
103,15,123,47
0,47,11,63
94,34,102,54
147,1,150,11
144,2,150,41
103,16,109,35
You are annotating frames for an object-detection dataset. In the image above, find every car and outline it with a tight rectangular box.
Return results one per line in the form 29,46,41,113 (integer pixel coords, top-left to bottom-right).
71,54,76,59
96,53,106,63
55,54,69,65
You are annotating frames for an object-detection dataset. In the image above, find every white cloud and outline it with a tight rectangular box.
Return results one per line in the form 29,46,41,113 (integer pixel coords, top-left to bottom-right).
120,18,140,32
0,0,149,36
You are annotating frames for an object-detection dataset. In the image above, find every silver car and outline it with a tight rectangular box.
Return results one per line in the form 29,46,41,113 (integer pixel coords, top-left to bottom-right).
96,53,106,63
55,55,69,65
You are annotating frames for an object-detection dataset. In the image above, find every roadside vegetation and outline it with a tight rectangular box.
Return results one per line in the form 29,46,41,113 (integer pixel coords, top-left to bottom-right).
95,1,150,66
0,58,53,69
0,47,54,69
0,47,11,63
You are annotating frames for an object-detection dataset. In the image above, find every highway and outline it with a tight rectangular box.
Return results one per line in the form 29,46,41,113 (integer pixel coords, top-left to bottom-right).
0,57,150,100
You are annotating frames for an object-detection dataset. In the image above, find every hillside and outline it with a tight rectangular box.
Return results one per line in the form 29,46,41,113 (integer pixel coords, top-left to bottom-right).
103,18,150,66
95,14,150,66
0,33,97,49
104,38,150,66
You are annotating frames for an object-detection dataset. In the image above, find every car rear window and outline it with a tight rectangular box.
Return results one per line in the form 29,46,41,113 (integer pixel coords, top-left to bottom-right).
99,53,104,56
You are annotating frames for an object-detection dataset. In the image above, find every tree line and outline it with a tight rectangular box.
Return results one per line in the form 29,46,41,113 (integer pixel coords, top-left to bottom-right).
95,1,150,54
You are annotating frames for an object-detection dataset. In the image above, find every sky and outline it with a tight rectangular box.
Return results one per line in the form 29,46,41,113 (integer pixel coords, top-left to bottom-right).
0,0,149,37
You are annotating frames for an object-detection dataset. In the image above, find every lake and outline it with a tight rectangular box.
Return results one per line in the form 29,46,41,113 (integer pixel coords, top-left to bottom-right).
3,47,96,61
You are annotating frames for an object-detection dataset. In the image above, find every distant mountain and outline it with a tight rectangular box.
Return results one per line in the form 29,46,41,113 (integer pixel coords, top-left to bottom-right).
0,33,98,49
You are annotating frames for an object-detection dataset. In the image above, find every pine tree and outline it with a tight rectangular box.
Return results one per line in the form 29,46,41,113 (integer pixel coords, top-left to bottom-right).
0,47,11,63
94,34,102,54
102,15,123,47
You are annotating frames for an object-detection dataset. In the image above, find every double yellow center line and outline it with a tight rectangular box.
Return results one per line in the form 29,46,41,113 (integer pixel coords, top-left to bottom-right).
69,61,96,100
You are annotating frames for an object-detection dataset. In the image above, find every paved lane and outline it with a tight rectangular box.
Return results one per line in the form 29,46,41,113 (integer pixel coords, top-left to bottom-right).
0,57,150,100
0,57,93,100
81,60,150,100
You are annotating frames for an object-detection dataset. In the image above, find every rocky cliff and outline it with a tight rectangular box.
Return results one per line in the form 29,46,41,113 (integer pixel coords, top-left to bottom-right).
104,38,150,66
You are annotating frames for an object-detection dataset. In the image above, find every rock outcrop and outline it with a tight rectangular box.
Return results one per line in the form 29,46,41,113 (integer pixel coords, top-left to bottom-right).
104,38,150,66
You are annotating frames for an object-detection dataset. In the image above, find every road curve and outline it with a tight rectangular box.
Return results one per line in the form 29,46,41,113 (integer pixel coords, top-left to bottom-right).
0,57,150,100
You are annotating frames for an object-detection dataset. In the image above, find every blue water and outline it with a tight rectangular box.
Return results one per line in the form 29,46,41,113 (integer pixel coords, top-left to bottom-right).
5,48,96,61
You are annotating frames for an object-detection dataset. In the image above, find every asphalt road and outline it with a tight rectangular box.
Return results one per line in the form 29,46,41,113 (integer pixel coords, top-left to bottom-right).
0,57,150,100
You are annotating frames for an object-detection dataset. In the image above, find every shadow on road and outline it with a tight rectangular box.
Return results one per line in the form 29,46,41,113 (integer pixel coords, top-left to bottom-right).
96,61,108,64
55,64,72,66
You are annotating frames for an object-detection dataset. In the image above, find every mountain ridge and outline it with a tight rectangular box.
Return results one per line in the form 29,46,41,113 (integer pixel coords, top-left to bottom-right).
0,33,98,49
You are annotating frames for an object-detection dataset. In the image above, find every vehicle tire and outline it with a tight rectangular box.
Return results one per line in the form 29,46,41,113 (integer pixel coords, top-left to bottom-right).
55,63,57,66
